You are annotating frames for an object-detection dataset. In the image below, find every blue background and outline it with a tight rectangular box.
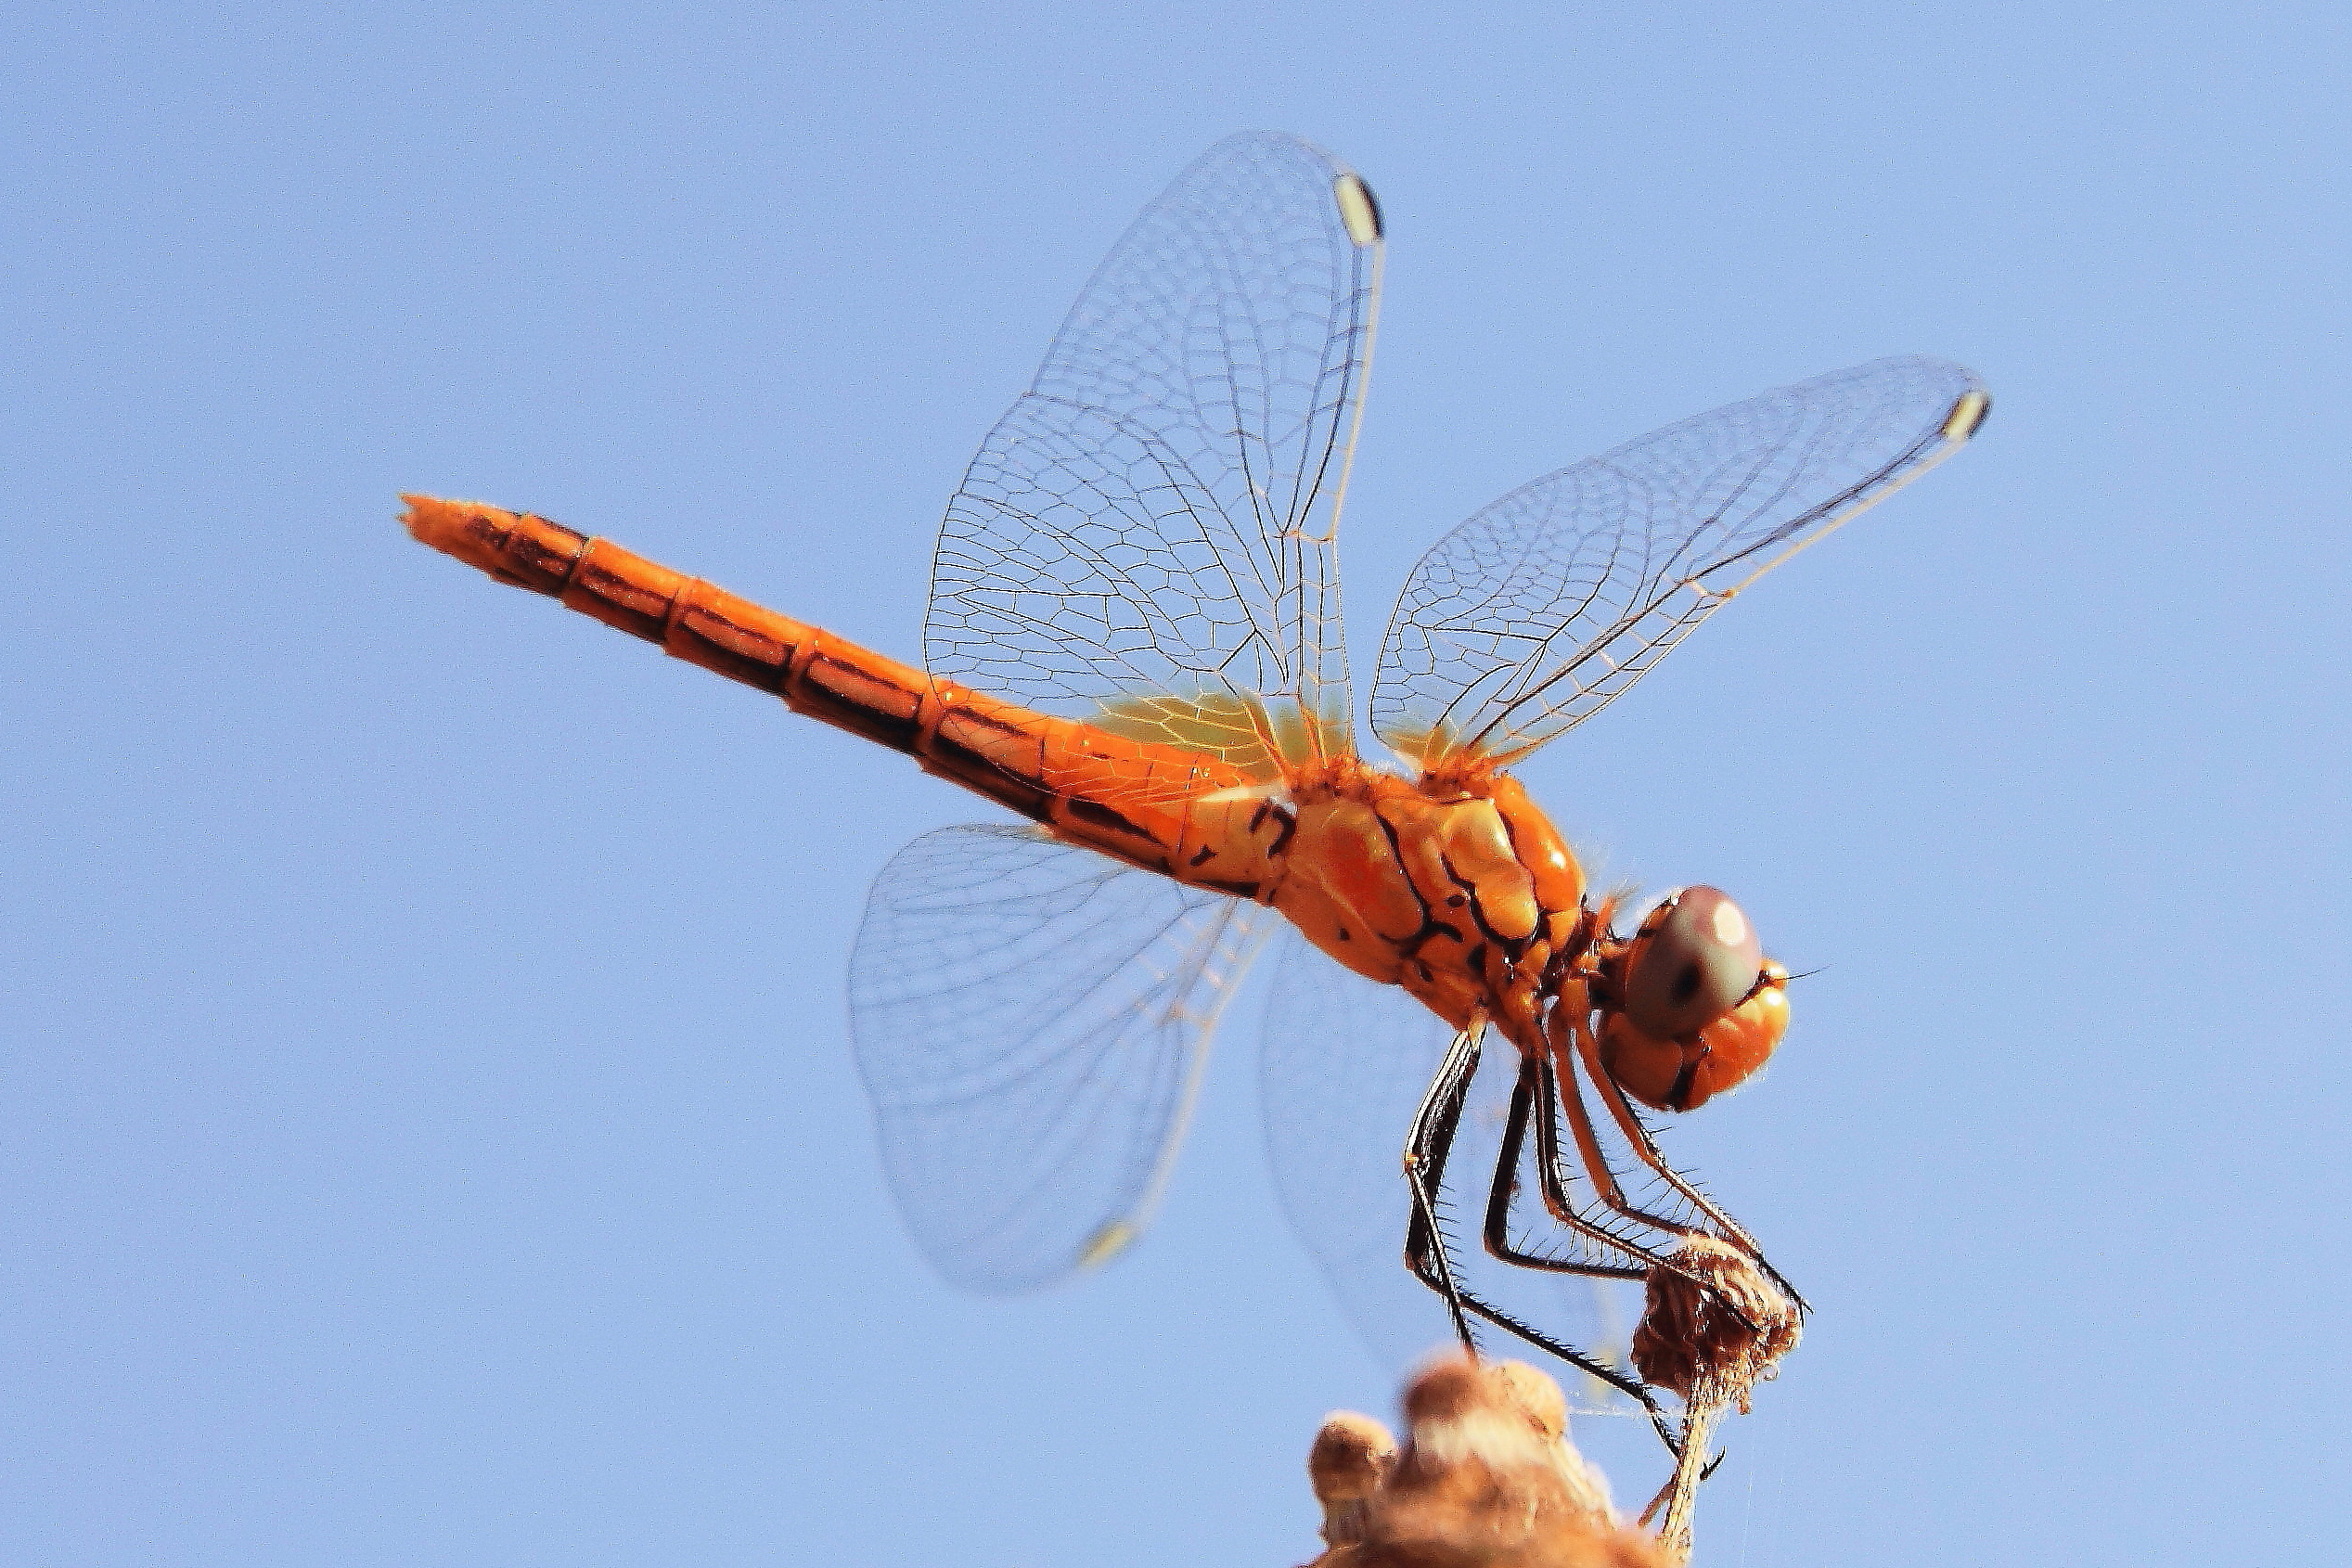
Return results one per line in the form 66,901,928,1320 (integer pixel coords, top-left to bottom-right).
6,5,2347,1563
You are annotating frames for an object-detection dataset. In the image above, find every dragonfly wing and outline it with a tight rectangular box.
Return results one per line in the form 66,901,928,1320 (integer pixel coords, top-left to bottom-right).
927,132,1383,770
849,823,1274,1292
1370,355,1990,768
1259,931,1647,1415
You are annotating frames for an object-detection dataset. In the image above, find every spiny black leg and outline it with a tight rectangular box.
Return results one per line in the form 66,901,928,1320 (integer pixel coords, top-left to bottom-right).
1472,1056,1684,1455
1401,1033,1680,1451
1403,1024,1484,1353
1531,1056,1758,1338
1481,1056,1649,1279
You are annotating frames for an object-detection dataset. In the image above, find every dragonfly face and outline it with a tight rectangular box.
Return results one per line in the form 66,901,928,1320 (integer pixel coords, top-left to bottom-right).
1591,891,1793,1112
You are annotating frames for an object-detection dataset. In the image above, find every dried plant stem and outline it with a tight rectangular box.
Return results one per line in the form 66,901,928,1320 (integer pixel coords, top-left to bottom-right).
1626,1235,1804,1564
1637,1401,1723,1564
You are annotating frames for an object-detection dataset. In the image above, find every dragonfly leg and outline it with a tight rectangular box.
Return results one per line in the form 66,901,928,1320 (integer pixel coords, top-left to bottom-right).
1489,1055,1761,1458
1522,1055,1761,1339
1550,1022,1708,1237
1402,1023,1484,1354
1480,1054,1652,1279
1561,1009,1808,1315
1404,1030,1684,1454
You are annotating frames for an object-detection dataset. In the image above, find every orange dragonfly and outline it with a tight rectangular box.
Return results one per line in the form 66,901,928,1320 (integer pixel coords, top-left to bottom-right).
404,132,1986,1443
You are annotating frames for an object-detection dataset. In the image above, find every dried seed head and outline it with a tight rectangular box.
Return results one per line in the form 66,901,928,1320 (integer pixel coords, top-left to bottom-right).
1299,1355,1666,1567
1631,1236,1801,1415
1309,1410,1397,1547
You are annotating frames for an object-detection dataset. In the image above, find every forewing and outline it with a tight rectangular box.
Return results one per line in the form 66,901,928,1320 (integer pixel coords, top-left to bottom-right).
1258,932,1646,1414
1371,356,1989,767
927,132,1383,774
850,824,1273,1292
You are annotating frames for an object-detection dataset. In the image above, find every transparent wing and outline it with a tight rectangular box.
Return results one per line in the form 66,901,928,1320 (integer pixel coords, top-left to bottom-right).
926,131,1384,776
1371,356,1990,768
849,824,1274,1292
1258,930,1647,1415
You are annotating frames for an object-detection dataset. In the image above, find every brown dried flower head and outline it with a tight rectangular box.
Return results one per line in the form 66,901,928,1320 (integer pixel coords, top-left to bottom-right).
1630,1235,1801,1416
1300,1355,1668,1568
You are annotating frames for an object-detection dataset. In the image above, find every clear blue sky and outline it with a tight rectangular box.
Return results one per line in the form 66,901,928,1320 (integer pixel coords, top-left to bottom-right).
6,5,2347,1564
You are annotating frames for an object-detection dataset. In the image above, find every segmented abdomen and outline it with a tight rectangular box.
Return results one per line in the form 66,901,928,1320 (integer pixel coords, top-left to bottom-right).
400,495,1261,879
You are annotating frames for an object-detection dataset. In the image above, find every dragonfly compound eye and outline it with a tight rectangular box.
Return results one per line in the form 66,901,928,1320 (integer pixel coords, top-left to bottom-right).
1622,886,1763,1040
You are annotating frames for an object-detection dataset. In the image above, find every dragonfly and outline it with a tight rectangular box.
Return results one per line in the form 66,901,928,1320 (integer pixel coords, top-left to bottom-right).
403,132,1987,1442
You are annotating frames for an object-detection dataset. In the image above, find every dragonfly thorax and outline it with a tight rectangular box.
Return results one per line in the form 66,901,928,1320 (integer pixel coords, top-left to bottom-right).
1266,763,1587,1033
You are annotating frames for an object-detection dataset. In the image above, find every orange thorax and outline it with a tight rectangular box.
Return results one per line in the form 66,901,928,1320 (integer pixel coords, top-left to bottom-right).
1238,762,1587,1035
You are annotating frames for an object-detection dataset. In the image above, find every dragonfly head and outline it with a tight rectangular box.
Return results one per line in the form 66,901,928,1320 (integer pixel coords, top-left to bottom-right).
1594,887,1789,1112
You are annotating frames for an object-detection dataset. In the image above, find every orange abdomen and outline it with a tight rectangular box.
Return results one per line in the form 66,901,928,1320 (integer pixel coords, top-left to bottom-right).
400,495,1264,885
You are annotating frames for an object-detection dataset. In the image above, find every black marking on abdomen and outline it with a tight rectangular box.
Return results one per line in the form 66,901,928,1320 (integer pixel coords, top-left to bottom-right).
798,652,923,749
923,707,1054,820
1066,796,1158,844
